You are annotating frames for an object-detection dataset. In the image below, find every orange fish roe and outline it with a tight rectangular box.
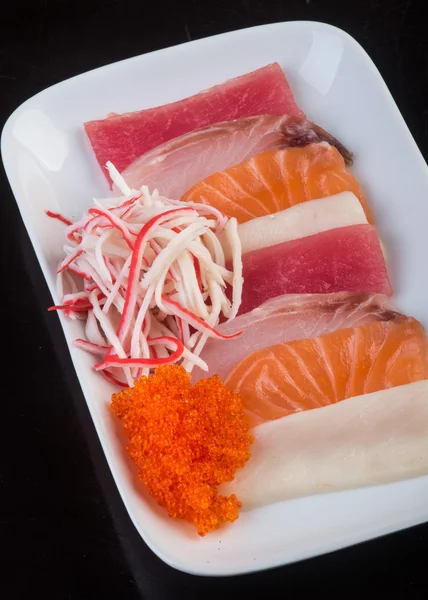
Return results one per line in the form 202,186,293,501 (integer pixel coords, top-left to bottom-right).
111,364,253,536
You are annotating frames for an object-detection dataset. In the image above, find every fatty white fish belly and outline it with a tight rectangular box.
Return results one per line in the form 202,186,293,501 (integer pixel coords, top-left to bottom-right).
194,292,394,381
223,381,428,510
220,191,367,260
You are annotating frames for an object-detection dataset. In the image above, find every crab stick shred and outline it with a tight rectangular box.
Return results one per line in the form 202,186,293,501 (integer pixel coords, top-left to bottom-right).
46,210,73,226
49,162,243,386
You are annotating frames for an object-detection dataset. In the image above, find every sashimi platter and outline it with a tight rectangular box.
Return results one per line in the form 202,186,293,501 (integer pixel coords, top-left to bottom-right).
4,22,428,571
40,58,428,536
42,59,428,539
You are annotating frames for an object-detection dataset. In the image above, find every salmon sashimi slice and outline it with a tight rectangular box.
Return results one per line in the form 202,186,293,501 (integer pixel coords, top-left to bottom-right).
85,63,303,187
228,224,392,317
118,115,352,198
193,292,396,383
182,142,372,223
225,316,428,426
222,380,428,510
219,191,367,261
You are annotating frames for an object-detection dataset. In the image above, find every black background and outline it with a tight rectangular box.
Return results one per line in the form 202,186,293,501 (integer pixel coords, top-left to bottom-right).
1,1,428,598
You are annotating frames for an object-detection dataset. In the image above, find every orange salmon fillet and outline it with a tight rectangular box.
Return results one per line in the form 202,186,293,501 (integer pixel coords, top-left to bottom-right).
182,142,372,223
225,315,428,426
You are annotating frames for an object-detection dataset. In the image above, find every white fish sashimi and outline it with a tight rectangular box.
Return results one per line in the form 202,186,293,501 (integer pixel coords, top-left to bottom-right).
117,115,352,198
193,292,396,382
222,380,428,510
219,192,367,260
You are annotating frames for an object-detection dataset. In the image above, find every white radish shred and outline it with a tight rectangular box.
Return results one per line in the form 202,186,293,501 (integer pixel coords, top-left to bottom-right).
52,162,243,387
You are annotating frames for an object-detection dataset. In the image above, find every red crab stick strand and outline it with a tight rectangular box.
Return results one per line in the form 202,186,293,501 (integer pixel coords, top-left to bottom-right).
187,240,229,286
48,290,105,313
89,289,133,386
167,198,227,232
193,256,203,292
102,255,131,313
154,268,172,317
149,238,179,283
78,258,116,304
184,277,225,371
104,257,118,283
88,207,135,249
68,264,92,280
153,319,208,371
174,249,209,319
102,369,128,387
73,338,110,355
116,207,196,345
161,296,242,340
142,222,209,289
48,304,91,312
105,194,141,217
84,215,107,233
119,199,140,219
62,291,91,306
130,284,155,374
143,311,152,338
65,214,94,240
178,317,190,344
177,317,185,342
94,336,184,370
94,229,114,284
46,211,73,226
57,248,83,274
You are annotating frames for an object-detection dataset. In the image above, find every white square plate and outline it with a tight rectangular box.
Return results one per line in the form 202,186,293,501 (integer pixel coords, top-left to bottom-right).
3,21,428,576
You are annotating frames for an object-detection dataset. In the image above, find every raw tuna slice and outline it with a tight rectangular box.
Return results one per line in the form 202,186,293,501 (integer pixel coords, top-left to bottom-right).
193,292,395,382
220,191,367,260
222,380,428,510
85,63,303,186
183,142,373,223
118,115,352,197
226,315,428,426
229,224,392,317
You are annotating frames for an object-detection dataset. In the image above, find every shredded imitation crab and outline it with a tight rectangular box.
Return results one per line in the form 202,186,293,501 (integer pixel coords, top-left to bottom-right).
48,162,243,387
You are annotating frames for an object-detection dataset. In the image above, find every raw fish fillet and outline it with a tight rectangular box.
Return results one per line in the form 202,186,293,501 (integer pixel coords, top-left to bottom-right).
85,63,303,186
183,142,372,223
194,292,395,382
223,380,428,510
231,224,392,317
118,115,352,197
226,316,428,426
220,191,367,261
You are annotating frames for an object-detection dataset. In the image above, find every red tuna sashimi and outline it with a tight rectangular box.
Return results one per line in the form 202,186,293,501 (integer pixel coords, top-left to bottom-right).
229,225,392,316
84,63,303,186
